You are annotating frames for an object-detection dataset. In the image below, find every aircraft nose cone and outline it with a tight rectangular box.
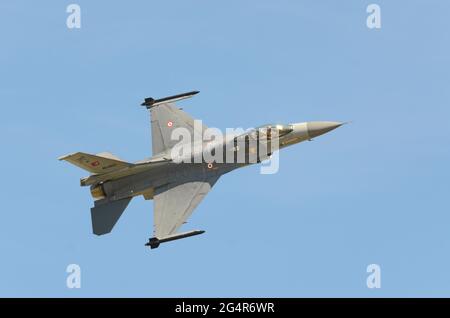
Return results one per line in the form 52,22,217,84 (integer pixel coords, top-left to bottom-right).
307,121,343,138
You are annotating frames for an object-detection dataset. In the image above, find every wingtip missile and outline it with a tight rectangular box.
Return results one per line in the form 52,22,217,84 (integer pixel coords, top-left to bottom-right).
141,91,199,108
145,230,205,249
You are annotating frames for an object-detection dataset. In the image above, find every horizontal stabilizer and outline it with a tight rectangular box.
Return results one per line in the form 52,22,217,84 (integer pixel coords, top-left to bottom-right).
58,152,131,174
95,152,123,161
80,158,170,186
91,197,132,235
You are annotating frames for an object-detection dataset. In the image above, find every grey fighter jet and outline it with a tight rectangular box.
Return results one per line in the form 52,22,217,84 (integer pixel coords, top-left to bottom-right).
59,91,343,249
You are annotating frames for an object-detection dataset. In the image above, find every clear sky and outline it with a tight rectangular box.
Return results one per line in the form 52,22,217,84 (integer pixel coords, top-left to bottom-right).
1,1,449,297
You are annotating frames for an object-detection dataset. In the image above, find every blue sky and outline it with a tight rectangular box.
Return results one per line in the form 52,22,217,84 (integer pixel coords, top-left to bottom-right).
1,1,449,297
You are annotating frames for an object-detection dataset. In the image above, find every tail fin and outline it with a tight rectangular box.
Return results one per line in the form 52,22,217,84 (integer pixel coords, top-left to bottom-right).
58,152,131,174
91,197,132,235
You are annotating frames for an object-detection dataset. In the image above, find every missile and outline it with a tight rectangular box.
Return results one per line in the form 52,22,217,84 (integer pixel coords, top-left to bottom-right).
141,91,199,108
145,230,205,249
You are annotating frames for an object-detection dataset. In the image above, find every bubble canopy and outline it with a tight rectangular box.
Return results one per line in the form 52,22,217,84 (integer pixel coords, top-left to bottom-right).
249,124,294,140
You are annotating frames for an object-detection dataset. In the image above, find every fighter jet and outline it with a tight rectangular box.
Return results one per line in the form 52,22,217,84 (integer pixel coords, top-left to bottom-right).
59,91,342,249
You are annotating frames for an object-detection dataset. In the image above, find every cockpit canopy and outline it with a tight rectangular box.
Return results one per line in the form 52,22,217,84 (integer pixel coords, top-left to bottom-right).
250,124,293,140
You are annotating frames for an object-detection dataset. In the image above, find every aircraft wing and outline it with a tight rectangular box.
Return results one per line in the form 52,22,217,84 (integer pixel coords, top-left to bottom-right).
152,176,219,240
149,102,208,155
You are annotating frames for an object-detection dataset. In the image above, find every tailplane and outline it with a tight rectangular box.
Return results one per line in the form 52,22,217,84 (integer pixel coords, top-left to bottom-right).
58,152,131,174
59,151,134,235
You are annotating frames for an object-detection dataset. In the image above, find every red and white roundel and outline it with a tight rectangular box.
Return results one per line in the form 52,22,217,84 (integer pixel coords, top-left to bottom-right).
207,163,213,169
167,121,173,127
91,160,100,167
